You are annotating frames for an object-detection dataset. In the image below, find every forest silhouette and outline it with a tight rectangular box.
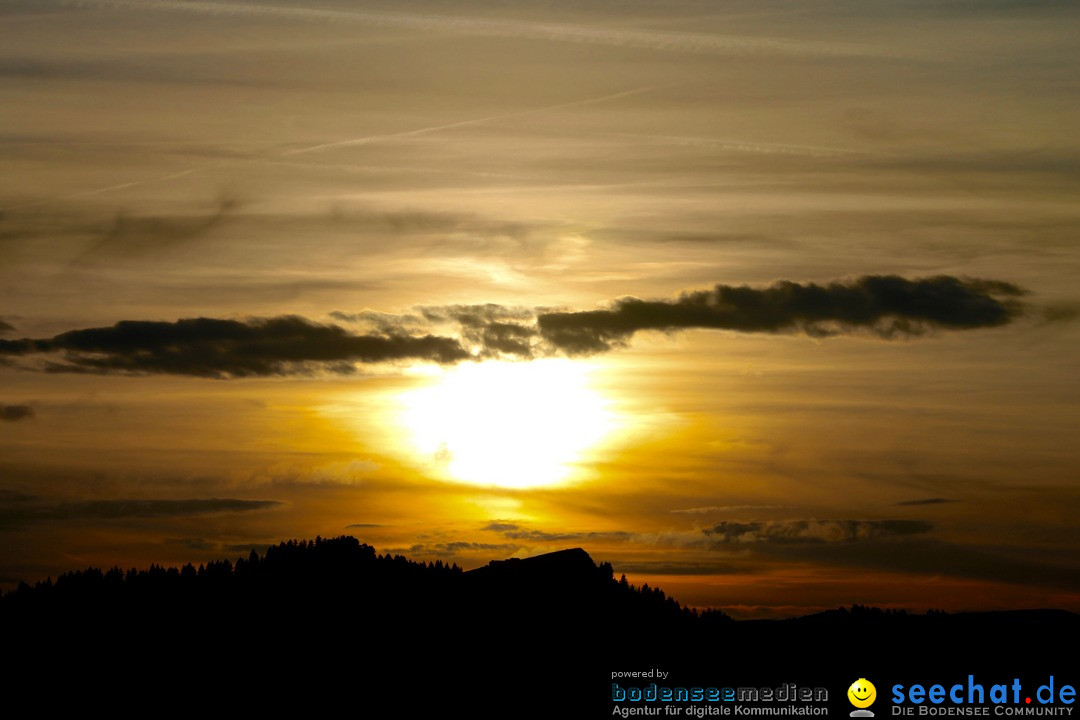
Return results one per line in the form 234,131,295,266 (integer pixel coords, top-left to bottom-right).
3,536,1074,711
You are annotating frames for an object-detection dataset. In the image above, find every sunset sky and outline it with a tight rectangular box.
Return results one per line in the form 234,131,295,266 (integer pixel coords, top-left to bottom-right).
2,0,1077,618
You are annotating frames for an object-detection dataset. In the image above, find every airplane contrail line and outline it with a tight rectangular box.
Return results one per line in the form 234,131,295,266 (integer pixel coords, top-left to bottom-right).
282,84,674,156
2,83,674,210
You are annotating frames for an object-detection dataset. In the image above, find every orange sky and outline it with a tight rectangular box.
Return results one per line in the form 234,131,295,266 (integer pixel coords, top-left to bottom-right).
1,0,1078,617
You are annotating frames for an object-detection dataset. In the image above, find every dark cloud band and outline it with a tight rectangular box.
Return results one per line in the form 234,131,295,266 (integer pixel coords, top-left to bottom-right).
537,275,1025,353
0,405,34,422
895,497,960,506
705,518,934,544
0,274,1025,377
0,497,282,529
0,316,469,378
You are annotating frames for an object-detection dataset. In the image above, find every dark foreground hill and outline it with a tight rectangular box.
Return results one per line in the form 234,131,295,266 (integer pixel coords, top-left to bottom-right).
3,536,1076,712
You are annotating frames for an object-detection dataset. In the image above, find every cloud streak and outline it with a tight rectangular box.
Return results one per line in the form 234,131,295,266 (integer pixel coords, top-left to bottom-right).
705,519,934,544
401,541,521,558
70,0,892,60
0,316,469,377
0,497,282,529
537,275,1025,354
0,405,34,422
0,275,1026,377
671,505,788,515
284,85,672,156
73,196,239,263
480,522,633,543
896,498,960,506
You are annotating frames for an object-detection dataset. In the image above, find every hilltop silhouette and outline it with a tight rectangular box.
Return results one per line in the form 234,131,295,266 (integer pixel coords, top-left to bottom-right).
2,536,1075,712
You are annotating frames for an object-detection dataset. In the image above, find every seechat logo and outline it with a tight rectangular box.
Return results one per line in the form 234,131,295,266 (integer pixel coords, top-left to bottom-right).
891,676,1075,716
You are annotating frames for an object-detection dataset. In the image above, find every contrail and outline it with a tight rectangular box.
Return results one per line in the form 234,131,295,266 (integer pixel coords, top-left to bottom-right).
0,167,217,212
283,85,672,156
0,168,206,211
20,0,912,206
64,167,204,199
598,132,891,159
1,84,671,209
66,0,901,59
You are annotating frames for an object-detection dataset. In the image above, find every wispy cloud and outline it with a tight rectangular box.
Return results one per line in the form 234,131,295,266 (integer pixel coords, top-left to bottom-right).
705,519,934,544
671,505,788,515
70,0,894,59
0,405,34,422
896,498,961,506
73,196,239,263
284,85,672,156
0,497,282,529
481,522,632,543
401,541,521,558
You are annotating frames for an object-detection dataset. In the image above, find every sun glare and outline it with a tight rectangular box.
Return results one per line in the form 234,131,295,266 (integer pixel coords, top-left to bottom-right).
397,359,617,488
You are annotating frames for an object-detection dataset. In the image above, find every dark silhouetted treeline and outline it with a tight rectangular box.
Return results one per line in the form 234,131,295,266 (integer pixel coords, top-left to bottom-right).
2,537,1075,712
0,537,723,709
1,538,718,634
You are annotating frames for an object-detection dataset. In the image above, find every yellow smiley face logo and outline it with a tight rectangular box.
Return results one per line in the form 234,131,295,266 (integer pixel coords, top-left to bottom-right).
848,679,877,708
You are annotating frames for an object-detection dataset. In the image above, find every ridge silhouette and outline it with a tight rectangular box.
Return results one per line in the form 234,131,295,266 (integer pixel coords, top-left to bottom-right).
2,536,1075,712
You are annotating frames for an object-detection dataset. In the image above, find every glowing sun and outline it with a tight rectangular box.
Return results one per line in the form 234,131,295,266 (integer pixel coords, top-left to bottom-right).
397,359,616,488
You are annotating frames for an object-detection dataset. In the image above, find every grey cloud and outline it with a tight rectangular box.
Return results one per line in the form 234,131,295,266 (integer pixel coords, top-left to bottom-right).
322,209,542,254
74,196,240,263
871,149,1080,180
76,0,894,59
163,537,218,552
481,521,521,532
537,275,1026,354
0,320,14,335
329,310,427,333
771,539,1080,591
896,498,960,506
705,519,934,544
0,315,469,377
437,542,518,552
349,274,1028,359
671,505,788,514
330,307,538,358
389,304,540,358
420,304,535,327
481,521,633,543
0,274,1027,378
502,529,633,542
1,404,34,422
895,0,1080,17
0,56,267,88
466,321,537,358
1038,304,1080,325
0,497,282,529
345,523,382,529
615,560,761,576
401,541,521,557
223,542,269,553
696,519,1079,589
